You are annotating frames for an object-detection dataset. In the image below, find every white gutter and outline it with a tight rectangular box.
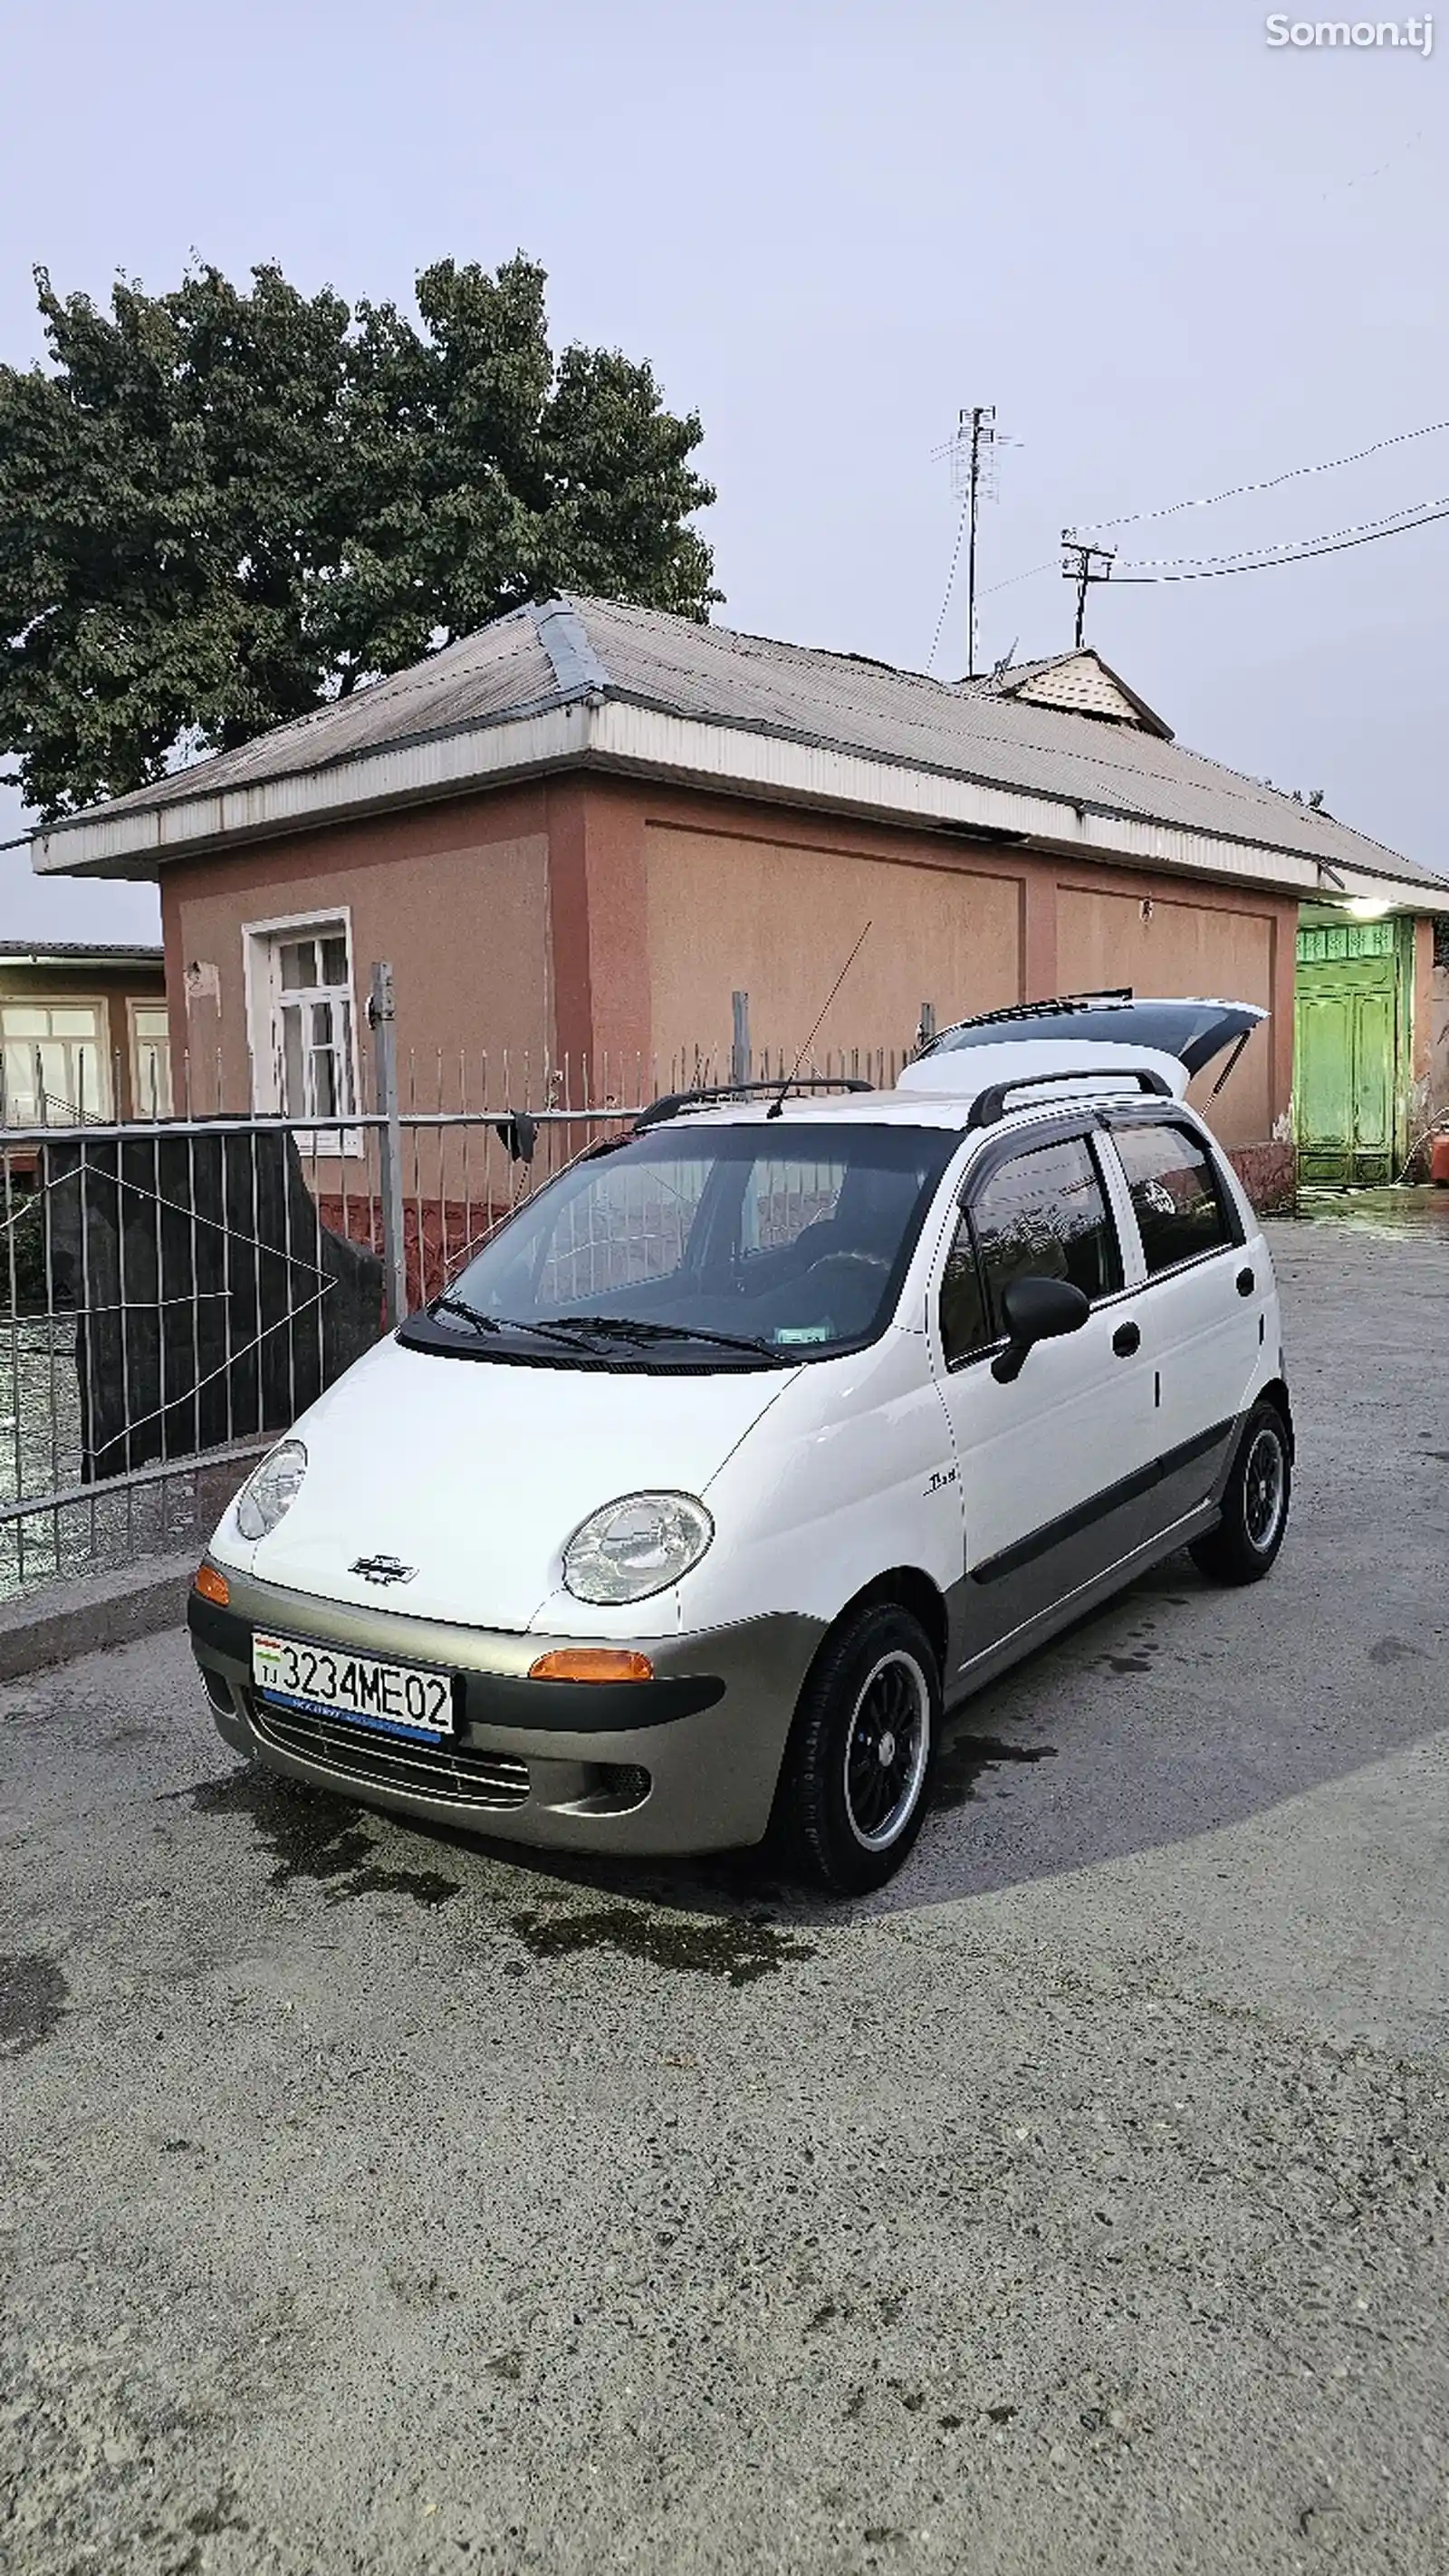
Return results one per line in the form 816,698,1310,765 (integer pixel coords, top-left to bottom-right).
588,704,1444,912
30,693,1444,914
30,701,592,878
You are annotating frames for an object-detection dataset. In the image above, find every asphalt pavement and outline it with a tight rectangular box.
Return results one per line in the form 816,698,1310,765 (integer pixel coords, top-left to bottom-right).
2,1208,1447,2575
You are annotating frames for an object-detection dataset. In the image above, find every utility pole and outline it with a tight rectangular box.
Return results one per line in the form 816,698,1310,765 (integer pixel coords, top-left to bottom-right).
1060,534,1116,648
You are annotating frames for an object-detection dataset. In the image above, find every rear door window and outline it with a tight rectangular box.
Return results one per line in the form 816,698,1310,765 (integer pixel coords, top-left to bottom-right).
1112,1124,1236,1274
941,1134,1122,1366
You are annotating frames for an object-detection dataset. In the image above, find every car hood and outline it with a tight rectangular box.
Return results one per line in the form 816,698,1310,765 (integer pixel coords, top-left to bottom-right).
225,1335,797,1632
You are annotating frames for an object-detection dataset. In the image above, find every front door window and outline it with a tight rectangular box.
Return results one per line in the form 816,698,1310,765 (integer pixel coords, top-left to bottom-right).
940,1134,1122,1368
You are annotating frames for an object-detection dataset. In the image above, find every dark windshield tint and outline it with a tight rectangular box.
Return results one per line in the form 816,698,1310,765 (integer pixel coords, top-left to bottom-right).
425,1122,960,1365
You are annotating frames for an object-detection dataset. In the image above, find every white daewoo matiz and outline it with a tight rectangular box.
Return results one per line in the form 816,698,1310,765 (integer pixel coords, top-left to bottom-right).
189,998,1292,1897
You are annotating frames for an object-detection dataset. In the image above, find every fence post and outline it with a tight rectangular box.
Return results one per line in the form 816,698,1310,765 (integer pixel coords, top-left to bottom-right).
916,1001,936,1051
731,990,751,1088
368,961,407,1329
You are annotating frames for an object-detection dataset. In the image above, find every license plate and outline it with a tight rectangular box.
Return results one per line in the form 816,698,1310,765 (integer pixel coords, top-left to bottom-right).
252,1631,455,1743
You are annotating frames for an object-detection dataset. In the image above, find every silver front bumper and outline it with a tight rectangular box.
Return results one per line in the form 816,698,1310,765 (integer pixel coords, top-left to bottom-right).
188,1565,825,1856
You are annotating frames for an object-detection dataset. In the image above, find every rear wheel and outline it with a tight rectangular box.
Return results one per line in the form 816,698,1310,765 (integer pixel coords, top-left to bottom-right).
772,1603,940,1896
1189,1399,1291,1586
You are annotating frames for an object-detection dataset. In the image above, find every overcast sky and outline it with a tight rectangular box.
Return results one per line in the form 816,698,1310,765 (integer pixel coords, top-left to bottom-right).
2,0,1445,940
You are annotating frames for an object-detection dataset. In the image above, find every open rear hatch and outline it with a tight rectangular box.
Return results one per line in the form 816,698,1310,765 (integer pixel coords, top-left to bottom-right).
915,995,1266,1091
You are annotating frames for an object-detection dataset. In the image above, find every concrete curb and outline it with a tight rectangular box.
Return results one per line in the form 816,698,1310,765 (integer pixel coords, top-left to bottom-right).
0,1550,198,1682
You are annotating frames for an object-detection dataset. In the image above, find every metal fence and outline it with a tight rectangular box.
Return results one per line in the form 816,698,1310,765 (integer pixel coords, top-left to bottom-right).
0,961,917,1600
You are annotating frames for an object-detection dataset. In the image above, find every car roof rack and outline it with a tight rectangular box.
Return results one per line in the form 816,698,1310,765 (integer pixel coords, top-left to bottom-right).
964,1064,1173,1130
633,1076,873,1132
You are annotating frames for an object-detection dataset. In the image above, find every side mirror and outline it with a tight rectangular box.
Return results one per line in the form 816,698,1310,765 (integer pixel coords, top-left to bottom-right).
992,1275,1090,1384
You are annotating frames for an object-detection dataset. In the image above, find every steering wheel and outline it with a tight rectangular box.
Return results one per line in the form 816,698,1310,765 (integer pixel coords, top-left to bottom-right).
807,1249,890,1278
800,1250,892,1321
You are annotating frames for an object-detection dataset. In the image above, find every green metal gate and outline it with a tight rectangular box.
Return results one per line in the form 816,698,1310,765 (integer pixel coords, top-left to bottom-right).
1294,918,1412,1187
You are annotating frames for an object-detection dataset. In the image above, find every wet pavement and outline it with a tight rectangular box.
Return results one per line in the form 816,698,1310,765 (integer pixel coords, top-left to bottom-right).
1,1210,1447,2574
1295,1181,1449,1236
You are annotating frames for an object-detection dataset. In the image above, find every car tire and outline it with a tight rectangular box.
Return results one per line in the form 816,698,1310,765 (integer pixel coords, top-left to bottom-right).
1188,1399,1291,1586
772,1603,941,1896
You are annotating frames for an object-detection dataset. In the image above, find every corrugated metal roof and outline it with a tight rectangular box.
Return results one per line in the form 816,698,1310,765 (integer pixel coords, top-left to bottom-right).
69,607,559,822
0,941,164,964
578,600,1443,888
36,594,1445,891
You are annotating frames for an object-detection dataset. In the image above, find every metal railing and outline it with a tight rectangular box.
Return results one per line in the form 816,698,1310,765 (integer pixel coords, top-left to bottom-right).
0,962,917,1601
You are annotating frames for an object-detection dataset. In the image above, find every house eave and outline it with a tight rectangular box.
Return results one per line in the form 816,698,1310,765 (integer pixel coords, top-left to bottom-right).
29,694,1445,917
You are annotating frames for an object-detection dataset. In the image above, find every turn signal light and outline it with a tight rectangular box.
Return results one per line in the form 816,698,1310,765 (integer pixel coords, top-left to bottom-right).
528,1648,655,1684
194,1562,230,1608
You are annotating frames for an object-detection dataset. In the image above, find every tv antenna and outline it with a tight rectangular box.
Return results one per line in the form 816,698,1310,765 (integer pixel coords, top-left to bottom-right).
930,406,1008,677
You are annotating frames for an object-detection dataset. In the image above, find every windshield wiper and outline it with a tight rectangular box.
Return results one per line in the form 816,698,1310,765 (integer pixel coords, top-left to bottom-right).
427,1296,594,1353
552,1313,779,1358
429,1293,501,1334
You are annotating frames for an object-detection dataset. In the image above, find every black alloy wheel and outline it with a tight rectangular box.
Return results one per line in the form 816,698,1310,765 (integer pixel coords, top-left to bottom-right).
772,1601,941,1896
1189,1399,1291,1585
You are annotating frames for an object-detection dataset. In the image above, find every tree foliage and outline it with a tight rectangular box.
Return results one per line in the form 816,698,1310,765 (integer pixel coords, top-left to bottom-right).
0,256,717,818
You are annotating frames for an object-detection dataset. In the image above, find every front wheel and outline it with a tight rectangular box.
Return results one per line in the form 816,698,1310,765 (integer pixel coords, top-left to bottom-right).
772,1603,940,1896
1189,1399,1291,1586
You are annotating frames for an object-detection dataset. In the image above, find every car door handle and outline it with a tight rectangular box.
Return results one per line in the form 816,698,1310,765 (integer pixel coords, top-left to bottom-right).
1236,1266,1255,1297
1111,1321,1141,1358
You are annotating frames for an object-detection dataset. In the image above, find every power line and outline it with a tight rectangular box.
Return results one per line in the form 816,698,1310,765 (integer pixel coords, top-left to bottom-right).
1116,490,1449,572
983,558,1057,598
1076,414,1449,535
1111,494,1449,582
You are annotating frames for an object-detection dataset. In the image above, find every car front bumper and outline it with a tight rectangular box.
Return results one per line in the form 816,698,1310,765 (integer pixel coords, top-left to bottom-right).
187,1566,825,1856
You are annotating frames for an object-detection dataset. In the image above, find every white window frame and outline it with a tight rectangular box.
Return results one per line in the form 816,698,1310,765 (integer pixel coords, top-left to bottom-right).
0,994,114,1127
127,997,174,1120
242,906,363,1155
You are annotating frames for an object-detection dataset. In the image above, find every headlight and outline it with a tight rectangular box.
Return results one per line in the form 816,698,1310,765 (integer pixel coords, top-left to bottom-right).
562,1492,714,1605
235,1439,308,1542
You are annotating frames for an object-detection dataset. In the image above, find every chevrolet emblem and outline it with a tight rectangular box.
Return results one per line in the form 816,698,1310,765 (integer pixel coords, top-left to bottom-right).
350,1554,417,1586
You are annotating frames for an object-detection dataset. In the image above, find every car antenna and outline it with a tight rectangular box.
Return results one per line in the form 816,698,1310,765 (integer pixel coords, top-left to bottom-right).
765,921,872,1119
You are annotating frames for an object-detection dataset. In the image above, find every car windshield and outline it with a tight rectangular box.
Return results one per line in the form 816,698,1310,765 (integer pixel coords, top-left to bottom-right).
415,1120,960,1367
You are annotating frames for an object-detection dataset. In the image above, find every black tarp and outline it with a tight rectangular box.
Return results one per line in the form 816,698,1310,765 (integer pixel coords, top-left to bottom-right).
41,1129,384,1480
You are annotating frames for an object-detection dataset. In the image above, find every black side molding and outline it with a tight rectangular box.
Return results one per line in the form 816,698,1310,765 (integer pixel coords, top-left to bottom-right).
970,1418,1236,1586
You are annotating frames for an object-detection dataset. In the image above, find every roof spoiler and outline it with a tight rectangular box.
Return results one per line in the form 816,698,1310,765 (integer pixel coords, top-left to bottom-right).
917,996,1267,1086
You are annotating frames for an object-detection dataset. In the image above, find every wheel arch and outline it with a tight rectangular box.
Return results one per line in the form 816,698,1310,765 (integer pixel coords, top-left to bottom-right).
810,1564,950,1686
1256,1375,1295,1457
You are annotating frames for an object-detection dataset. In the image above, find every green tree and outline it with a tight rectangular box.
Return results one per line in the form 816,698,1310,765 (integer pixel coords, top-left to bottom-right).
0,255,717,819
